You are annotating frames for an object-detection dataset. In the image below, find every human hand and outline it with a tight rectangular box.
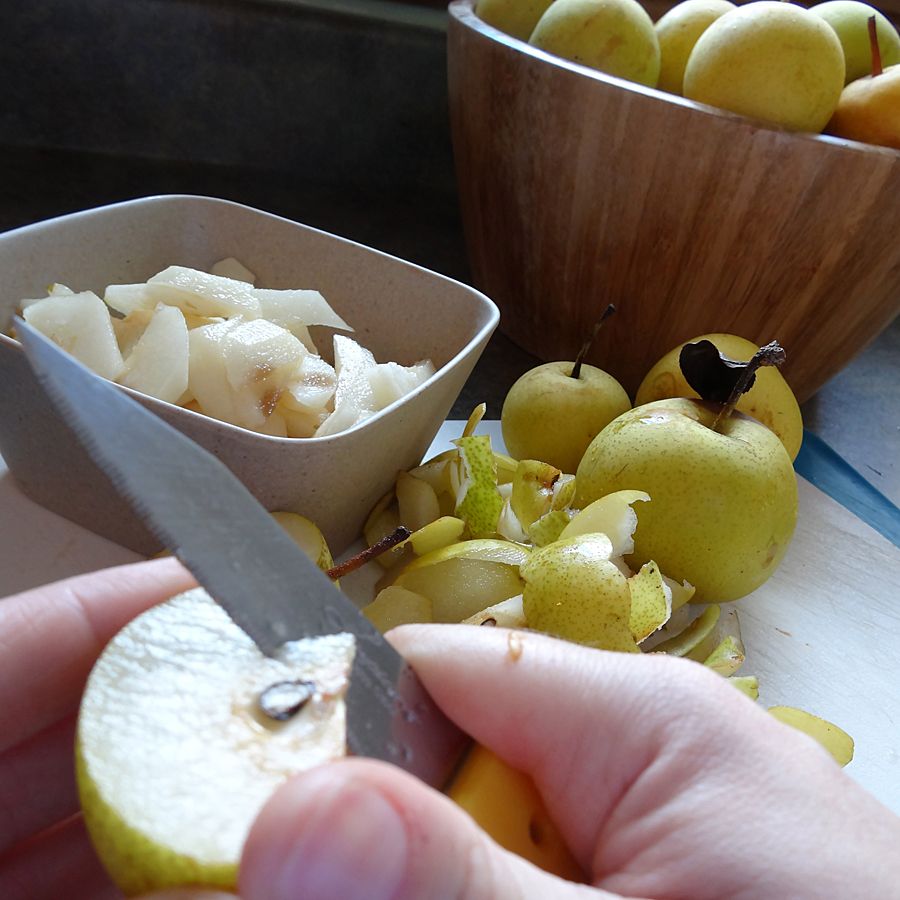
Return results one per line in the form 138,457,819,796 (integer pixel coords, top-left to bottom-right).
233,625,900,900
0,558,195,900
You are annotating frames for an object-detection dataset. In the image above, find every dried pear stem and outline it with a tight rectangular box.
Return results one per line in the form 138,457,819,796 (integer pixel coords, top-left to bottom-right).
326,526,412,579
571,304,615,379
869,15,883,77
712,341,786,432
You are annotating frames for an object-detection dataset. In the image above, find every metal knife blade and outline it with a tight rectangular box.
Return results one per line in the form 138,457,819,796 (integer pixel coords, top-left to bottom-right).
16,318,467,789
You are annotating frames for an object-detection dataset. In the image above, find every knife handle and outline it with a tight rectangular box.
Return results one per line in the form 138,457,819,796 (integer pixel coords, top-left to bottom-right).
446,744,584,881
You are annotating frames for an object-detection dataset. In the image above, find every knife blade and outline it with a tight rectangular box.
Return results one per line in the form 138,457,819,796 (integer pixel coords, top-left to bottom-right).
15,317,467,790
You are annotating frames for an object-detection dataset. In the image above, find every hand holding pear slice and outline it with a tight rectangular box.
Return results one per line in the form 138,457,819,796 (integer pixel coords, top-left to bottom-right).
76,588,354,895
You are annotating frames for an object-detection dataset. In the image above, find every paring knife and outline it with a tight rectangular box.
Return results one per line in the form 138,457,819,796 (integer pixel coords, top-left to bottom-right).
16,317,582,881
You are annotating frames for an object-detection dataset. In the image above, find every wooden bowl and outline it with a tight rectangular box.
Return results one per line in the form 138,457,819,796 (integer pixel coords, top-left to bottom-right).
448,0,900,402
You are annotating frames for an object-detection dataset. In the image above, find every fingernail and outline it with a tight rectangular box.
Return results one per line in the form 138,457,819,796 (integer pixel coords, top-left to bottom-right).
266,768,408,900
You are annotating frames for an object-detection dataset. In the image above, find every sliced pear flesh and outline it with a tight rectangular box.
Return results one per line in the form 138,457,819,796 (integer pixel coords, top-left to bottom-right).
77,589,353,895
463,595,527,628
270,511,335,574
363,586,433,633
560,490,650,557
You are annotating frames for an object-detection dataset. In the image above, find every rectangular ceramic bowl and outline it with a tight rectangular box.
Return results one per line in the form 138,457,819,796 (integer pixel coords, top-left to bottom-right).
0,195,498,554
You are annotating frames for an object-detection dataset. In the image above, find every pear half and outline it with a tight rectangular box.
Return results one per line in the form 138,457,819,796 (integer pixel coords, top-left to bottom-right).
76,588,354,896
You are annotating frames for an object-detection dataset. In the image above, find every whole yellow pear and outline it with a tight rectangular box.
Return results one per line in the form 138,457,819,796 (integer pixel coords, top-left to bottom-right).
811,0,900,84
683,1,846,132
635,333,803,460
501,360,631,474
826,63,900,148
530,0,661,87
475,0,556,41
575,398,798,602
655,0,736,95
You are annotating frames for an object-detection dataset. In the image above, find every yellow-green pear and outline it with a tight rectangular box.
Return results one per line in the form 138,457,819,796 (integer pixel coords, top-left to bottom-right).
530,0,661,87
501,361,631,474
635,333,803,460
683,2,846,132
811,0,900,83
827,62,900,148
575,398,798,602
655,0,736,95
475,0,556,40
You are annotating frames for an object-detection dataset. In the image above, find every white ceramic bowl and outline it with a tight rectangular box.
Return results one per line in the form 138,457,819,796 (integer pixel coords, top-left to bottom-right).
0,195,498,554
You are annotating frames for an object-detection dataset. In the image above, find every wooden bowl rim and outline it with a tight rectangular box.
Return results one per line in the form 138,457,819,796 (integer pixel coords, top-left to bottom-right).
449,0,900,161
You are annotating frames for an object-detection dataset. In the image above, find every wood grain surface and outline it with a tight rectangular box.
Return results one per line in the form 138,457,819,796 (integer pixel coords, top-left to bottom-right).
448,0,900,401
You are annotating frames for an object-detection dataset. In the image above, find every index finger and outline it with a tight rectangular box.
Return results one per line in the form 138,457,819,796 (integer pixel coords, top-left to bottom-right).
0,557,195,754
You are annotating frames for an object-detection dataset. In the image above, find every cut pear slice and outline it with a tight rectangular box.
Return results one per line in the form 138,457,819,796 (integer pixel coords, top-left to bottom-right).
270,511,335,574
703,634,746,676
255,287,351,334
363,586,433,633
394,540,528,623
560,490,650,557
527,509,575,547
146,266,262,319
210,257,256,284
396,471,441,533
769,706,854,767
118,305,189,404
76,588,353,895
23,291,125,380
401,516,466,557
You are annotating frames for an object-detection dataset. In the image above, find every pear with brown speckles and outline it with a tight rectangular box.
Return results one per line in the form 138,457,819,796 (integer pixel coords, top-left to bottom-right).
575,398,798,602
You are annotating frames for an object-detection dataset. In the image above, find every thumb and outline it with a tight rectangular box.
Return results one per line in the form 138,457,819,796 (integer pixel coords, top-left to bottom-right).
239,758,602,900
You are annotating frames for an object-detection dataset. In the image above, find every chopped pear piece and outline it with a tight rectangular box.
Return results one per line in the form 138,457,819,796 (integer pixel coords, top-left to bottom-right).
104,283,156,316
281,353,337,419
396,556,524,623
560,490,650,557
210,257,256,284
146,266,262,319
396,471,441,532
315,336,378,437
497,499,530,543
402,516,466,557
255,287,351,334
270,511,335,574
23,291,125,380
364,496,406,570
368,360,435,410
463,595,527,628
19,281,74,310
188,318,305,432
363,586,433,633
118,305,189,404
400,538,531,569
729,675,759,700
628,561,672,643
112,308,155,358
453,435,504,538
551,473,576,510
769,706,854,767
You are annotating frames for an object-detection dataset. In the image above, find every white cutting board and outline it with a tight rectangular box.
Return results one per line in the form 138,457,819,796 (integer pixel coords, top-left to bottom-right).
2,421,899,813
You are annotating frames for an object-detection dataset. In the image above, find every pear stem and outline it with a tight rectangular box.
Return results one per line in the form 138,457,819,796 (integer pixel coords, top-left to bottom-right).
571,304,615,379
711,341,786,433
326,526,411,579
869,15,883,77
